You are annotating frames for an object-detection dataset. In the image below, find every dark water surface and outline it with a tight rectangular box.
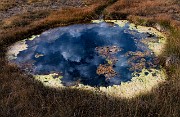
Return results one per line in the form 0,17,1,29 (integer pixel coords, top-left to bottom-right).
12,22,159,86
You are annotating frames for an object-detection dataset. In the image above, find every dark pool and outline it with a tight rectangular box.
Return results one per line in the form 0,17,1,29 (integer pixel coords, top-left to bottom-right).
11,22,159,87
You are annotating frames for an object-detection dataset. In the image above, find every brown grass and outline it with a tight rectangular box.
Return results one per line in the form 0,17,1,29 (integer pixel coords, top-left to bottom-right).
0,1,109,48
105,0,180,28
0,0,17,11
1,0,180,117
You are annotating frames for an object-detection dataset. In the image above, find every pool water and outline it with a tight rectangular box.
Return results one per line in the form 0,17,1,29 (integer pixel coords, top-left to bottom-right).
9,21,160,87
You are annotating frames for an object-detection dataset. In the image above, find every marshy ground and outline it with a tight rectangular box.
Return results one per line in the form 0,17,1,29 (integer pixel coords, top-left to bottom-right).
0,0,180,117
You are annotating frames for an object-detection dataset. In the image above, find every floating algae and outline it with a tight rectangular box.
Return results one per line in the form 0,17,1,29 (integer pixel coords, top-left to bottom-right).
6,20,167,98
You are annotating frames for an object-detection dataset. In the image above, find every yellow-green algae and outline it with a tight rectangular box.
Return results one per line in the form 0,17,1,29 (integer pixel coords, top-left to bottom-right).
128,23,166,56
99,68,167,98
7,35,39,60
93,20,166,56
92,20,128,28
34,68,166,98
28,35,40,40
7,20,167,98
7,40,28,60
35,73,63,88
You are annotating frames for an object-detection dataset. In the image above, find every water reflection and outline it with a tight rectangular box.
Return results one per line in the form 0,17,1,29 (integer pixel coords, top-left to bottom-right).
12,22,159,87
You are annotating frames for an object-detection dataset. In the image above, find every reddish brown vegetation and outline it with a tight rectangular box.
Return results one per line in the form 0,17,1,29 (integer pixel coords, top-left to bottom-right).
105,0,180,28
0,1,109,48
96,64,117,79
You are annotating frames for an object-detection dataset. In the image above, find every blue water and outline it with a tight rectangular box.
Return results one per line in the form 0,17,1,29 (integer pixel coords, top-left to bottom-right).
12,22,159,87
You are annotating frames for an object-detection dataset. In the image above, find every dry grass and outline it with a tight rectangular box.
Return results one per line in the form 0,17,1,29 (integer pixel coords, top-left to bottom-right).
0,1,108,48
1,10,50,28
105,0,180,28
1,64,180,117
1,0,180,117
0,0,17,11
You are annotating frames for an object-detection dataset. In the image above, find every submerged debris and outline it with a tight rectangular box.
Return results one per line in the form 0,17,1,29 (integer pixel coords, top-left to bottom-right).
106,57,118,65
95,46,122,58
96,64,117,80
126,51,159,71
20,60,35,74
95,46,122,79
35,53,44,58
125,51,151,57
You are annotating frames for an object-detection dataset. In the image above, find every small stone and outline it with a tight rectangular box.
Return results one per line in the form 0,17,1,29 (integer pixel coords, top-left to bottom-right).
155,23,165,32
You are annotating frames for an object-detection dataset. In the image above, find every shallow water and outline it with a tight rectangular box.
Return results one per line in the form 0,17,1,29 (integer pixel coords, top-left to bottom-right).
9,21,160,87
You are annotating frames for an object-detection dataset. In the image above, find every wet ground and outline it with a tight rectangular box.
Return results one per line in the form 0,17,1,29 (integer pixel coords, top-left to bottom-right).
8,21,161,87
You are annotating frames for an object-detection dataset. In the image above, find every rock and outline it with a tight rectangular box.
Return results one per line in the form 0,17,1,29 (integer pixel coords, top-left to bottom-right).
155,23,165,32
